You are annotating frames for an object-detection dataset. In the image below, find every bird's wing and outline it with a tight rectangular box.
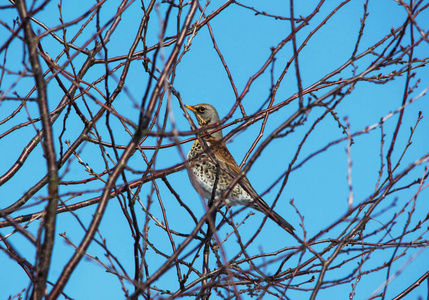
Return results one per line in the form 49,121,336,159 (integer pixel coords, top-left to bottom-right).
210,140,256,193
211,140,276,211
210,139,295,233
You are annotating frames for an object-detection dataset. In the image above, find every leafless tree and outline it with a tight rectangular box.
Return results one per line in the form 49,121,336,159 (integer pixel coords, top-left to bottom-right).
1,0,428,299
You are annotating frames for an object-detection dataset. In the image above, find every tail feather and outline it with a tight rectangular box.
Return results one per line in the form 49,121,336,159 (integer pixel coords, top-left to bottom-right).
251,200,295,234
270,210,295,233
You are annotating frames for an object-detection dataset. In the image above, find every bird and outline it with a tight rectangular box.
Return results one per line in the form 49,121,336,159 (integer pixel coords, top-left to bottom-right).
185,103,295,234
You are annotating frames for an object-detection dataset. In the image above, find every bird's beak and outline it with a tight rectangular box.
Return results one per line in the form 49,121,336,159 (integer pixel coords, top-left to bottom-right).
184,104,197,113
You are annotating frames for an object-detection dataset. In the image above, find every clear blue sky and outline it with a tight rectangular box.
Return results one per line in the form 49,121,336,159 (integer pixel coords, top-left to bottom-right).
1,0,428,299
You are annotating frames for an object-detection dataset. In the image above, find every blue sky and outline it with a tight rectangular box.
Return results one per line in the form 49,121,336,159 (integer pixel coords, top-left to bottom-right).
1,0,428,299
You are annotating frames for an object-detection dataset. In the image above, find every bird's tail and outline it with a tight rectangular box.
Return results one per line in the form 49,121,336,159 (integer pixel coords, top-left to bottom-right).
270,210,295,234
252,200,295,234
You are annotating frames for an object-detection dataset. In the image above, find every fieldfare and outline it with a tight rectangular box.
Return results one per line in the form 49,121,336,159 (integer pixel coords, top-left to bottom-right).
185,103,295,234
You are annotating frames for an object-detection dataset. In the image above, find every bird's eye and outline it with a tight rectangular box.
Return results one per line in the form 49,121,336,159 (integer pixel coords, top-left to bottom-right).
198,107,206,113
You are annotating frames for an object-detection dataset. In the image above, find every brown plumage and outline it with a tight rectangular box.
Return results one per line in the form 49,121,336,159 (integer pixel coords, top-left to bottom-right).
185,103,295,234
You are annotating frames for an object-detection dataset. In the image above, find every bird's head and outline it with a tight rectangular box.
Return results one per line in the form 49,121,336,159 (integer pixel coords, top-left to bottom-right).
185,103,223,140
